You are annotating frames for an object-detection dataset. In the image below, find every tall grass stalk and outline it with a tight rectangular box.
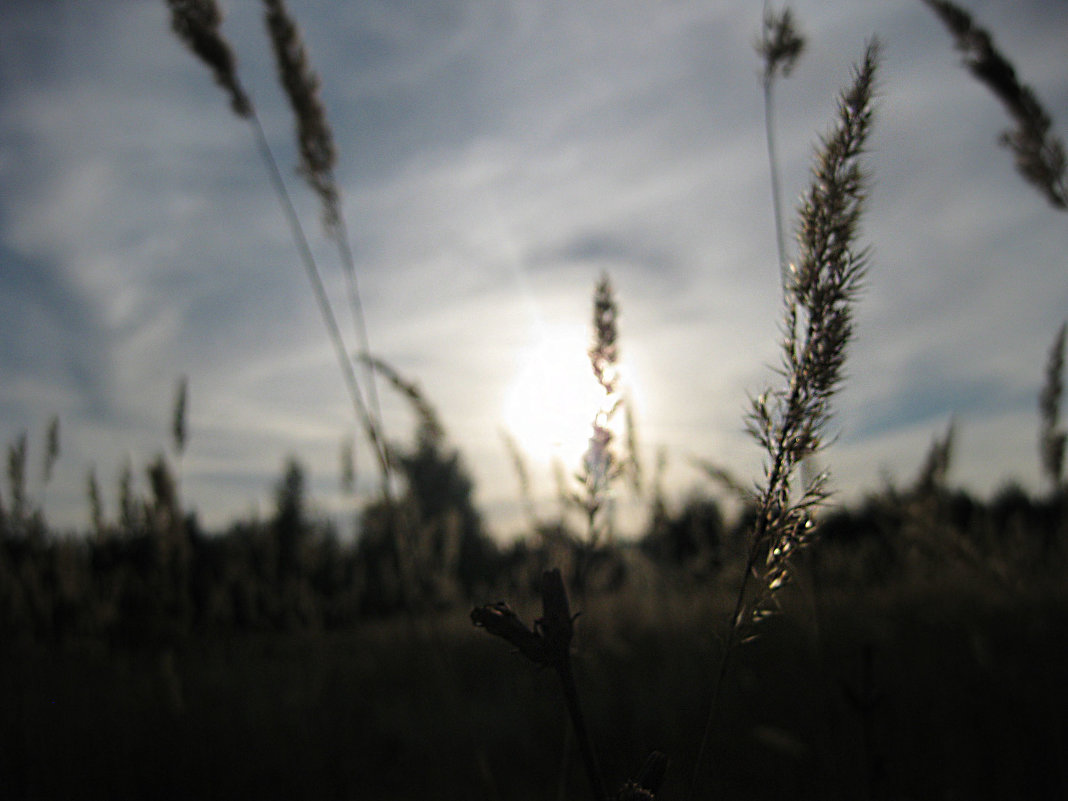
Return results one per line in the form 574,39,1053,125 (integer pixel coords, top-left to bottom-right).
5,434,28,535
756,3,825,511
689,39,879,798
1039,322,1066,491
247,112,391,488
165,0,393,503
38,415,61,512
565,273,643,589
472,569,607,801
171,376,188,505
86,466,105,538
261,0,388,476
579,273,624,548
757,3,806,295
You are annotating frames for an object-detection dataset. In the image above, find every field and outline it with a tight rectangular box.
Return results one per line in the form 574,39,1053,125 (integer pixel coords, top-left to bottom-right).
3,1,1067,799
3,543,1068,800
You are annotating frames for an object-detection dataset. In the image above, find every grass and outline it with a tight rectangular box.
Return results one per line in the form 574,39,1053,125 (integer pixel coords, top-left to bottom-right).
470,31,879,800
2,1,1068,799
2,579,1066,800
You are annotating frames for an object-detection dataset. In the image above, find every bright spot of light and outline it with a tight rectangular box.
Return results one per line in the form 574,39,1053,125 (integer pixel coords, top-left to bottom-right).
503,323,605,469
503,322,646,474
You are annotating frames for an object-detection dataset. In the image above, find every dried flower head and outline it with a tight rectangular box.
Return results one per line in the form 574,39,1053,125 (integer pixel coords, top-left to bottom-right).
262,0,340,230
166,0,252,118
471,569,575,668
470,602,550,665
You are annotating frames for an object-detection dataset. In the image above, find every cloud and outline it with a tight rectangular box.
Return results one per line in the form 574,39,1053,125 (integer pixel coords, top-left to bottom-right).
1,1,1066,534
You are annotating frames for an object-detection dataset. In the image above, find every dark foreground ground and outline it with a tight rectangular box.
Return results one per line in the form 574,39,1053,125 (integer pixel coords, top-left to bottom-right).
2,573,1066,801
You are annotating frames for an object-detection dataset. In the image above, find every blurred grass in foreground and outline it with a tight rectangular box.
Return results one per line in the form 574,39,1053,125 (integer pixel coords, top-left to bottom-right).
2,569,1066,801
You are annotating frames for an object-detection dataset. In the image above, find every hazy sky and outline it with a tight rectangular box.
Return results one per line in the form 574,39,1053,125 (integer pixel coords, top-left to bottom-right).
1,0,1066,538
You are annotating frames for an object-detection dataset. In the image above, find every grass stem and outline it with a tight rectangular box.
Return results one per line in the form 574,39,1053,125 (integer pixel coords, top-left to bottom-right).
556,658,607,801
245,113,391,495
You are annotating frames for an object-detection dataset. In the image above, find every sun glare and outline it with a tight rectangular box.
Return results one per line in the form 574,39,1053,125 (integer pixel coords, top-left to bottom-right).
504,323,637,470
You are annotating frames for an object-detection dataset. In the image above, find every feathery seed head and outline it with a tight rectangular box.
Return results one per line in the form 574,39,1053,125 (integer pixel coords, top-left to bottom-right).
363,355,444,448
741,40,879,627
171,376,188,457
923,0,1067,209
167,0,252,118
262,0,340,231
589,273,620,397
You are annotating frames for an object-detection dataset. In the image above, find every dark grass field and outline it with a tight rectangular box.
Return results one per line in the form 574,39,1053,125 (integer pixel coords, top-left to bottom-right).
3,573,1066,801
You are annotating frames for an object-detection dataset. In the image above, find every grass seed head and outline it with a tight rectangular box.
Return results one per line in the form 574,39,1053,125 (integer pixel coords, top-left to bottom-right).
262,0,341,231
758,6,806,86
167,0,252,118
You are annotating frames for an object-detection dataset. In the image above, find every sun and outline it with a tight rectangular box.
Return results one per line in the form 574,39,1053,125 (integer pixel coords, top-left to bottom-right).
503,324,606,468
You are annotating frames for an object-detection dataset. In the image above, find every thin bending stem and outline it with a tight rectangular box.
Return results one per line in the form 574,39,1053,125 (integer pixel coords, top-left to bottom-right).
331,214,391,482
246,112,392,494
764,78,790,297
687,442,790,798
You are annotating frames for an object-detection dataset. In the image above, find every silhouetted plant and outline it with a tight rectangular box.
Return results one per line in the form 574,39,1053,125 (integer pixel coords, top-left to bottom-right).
2,425,58,542
87,467,106,540
691,39,880,797
914,419,956,498
357,357,496,610
42,416,60,488
553,274,620,545
166,0,392,502
757,4,806,294
171,376,188,503
639,494,726,578
1039,322,1066,490
548,273,644,593
472,569,608,801
5,434,28,538
922,0,1067,209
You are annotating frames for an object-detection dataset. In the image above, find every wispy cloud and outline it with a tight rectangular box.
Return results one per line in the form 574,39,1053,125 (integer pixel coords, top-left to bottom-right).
1,1,1065,532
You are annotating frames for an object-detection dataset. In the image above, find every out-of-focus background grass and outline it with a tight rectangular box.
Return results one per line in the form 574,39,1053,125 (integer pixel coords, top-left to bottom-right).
2,446,1066,799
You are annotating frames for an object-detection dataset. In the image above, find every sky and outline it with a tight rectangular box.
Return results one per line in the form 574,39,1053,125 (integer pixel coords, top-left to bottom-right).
1,0,1066,539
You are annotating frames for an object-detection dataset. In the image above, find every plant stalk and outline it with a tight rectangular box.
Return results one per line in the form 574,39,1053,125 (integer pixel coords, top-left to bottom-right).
555,658,607,801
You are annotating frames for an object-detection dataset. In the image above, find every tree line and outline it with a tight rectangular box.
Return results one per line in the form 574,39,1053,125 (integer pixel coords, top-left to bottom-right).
2,414,1064,648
